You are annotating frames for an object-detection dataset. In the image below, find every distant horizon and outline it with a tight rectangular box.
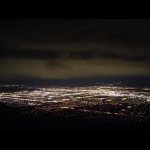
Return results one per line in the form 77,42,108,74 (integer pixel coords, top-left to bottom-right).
0,75,150,88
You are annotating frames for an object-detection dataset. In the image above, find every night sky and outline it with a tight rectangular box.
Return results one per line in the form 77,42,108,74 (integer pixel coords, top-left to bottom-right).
0,19,150,83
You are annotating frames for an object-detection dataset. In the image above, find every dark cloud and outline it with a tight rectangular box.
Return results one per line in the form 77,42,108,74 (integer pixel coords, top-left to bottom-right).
1,19,150,45
0,47,149,63
0,19,150,80
0,48,63,60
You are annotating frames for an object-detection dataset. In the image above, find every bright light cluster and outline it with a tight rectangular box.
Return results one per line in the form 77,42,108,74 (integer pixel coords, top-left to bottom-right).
0,85,149,110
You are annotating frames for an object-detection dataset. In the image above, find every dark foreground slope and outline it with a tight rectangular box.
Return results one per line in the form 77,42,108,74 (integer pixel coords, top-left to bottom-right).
0,102,150,132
